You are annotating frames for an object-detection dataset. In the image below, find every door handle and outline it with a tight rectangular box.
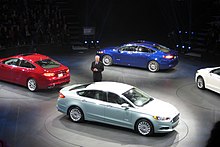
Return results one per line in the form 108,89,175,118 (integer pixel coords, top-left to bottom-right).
81,99,87,102
106,105,112,107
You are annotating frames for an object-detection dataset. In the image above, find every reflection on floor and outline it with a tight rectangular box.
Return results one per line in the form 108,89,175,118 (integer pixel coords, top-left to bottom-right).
0,50,219,147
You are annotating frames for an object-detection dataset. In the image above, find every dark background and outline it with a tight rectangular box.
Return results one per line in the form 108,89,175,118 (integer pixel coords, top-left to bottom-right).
73,0,215,46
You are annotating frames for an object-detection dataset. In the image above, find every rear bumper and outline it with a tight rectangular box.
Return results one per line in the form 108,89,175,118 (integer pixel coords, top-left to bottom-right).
38,75,70,89
159,58,179,69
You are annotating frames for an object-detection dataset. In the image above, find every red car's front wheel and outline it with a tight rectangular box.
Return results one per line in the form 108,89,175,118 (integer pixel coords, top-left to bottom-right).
27,78,37,92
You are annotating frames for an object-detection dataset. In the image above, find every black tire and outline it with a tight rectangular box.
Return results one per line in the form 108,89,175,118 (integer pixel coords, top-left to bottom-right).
197,76,205,89
102,55,113,66
27,78,37,92
68,106,84,122
135,119,154,136
148,61,159,72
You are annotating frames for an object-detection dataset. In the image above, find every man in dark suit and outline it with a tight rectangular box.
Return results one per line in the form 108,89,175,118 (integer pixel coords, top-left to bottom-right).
91,55,104,82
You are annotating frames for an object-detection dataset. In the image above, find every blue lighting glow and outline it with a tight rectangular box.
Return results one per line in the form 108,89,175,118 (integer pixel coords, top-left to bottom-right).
185,31,188,34
191,32,194,35
91,41,94,43
178,31,181,34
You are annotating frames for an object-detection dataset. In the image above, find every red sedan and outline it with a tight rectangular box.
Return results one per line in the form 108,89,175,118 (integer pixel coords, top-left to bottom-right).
0,53,70,91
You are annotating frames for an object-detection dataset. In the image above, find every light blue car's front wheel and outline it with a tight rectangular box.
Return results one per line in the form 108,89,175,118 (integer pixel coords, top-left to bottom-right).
68,106,84,122
102,55,113,66
136,119,153,136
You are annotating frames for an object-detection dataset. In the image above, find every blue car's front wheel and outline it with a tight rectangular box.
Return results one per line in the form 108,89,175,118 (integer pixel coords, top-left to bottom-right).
148,61,159,72
102,55,113,66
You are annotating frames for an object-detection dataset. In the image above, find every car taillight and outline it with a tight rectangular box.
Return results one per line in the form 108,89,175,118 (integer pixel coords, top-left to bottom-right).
43,73,55,77
59,92,65,98
66,69,69,73
163,55,174,59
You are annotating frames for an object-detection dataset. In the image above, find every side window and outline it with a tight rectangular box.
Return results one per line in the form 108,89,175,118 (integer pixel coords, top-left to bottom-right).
120,46,136,52
19,60,35,68
77,90,106,101
107,92,127,105
3,58,19,66
137,46,155,53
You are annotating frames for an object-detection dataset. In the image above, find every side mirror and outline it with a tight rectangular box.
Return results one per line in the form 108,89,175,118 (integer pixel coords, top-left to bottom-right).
121,103,129,109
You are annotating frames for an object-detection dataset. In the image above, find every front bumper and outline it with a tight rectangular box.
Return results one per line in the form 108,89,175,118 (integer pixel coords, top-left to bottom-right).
154,114,180,133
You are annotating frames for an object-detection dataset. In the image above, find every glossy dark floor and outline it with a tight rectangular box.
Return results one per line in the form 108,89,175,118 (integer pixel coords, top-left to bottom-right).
0,50,219,147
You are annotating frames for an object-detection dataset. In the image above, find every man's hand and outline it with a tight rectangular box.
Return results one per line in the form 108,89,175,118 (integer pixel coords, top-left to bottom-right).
93,68,98,71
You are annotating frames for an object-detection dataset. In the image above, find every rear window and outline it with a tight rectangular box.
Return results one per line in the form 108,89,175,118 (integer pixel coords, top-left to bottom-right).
154,44,170,53
35,59,60,69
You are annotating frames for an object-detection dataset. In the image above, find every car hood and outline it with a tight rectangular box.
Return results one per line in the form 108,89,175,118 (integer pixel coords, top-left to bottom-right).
198,67,220,73
139,99,179,117
100,46,117,51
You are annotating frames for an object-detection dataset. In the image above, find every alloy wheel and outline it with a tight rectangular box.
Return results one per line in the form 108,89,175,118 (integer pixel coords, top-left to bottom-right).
27,79,37,92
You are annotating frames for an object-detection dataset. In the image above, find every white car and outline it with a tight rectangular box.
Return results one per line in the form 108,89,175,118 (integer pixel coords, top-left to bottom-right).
57,82,180,136
195,67,220,94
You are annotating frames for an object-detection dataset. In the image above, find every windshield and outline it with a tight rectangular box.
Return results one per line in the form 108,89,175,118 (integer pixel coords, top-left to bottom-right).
36,59,60,69
122,88,153,107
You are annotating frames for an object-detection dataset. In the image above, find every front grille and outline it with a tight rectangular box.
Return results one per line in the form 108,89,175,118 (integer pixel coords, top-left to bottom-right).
172,114,180,123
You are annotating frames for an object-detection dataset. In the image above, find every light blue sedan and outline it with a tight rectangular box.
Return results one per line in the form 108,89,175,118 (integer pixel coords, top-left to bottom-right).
57,82,180,136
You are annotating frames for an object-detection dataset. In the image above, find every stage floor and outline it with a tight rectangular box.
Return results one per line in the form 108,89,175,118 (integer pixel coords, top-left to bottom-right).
0,50,219,147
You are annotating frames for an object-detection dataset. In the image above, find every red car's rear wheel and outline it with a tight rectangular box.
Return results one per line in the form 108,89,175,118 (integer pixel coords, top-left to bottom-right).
27,78,37,92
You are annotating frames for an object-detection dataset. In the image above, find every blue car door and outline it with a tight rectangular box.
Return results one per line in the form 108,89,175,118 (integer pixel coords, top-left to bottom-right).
115,46,136,66
104,92,132,128
132,46,155,68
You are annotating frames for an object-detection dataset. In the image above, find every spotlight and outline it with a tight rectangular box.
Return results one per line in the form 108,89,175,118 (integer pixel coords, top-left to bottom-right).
182,45,185,49
185,31,188,34
176,45,179,48
91,41,94,43
96,40,99,44
84,41,87,44
191,32,194,35
178,31,181,34
188,46,191,49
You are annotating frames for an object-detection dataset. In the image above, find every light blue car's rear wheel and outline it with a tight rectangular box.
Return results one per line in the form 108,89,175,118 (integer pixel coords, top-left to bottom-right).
102,55,113,66
69,107,84,122
148,61,159,72
136,119,153,136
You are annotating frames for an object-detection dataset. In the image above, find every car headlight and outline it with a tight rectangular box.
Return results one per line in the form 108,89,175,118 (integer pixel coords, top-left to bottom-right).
153,116,171,121
97,51,104,54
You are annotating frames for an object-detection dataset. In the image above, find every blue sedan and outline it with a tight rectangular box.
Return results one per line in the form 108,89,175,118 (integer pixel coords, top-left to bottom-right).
97,41,178,72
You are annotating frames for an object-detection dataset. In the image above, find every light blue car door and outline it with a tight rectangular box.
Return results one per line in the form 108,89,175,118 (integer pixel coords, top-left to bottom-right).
104,92,133,128
79,90,106,122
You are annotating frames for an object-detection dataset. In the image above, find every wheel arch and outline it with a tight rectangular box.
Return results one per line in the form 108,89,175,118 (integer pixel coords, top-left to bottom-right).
67,105,84,116
197,75,206,87
134,117,154,132
147,60,160,71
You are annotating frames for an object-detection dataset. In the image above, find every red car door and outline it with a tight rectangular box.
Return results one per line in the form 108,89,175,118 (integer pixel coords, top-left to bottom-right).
0,58,19,82
13,60,36,86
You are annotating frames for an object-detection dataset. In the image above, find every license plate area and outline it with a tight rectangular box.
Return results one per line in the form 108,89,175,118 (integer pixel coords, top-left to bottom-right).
58,73,63,77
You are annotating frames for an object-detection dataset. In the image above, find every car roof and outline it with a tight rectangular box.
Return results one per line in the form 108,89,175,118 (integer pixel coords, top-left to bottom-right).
86,82,133,95
13,53,49,62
